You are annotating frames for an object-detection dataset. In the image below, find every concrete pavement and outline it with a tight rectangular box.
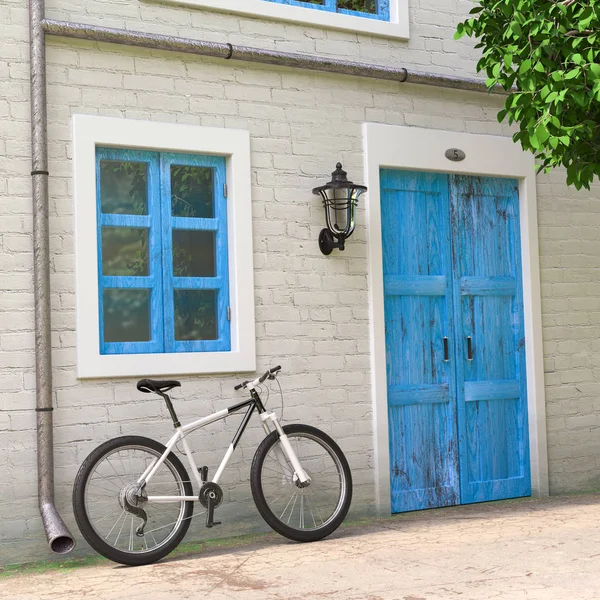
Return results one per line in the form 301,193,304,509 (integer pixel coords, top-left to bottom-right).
3,493,600,599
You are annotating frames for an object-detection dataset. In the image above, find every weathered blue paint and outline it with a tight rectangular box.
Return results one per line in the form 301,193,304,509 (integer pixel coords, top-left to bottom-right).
264,0,389,21
159,153,230,353
450,175,530,504
96,147,163,355
96,148,230,355
380,169,460,513
381,169,530,513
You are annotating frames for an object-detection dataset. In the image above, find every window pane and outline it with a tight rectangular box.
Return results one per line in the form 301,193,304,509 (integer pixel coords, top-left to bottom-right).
171,165,215,218
172,230,215,277
103,289,151,343
174,290,217,341
100,160,148,215
338,0,377,13
102,227,149,276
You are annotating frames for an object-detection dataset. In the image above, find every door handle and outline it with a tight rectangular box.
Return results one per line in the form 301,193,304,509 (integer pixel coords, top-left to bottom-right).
443,337,449,362
467,336,474,361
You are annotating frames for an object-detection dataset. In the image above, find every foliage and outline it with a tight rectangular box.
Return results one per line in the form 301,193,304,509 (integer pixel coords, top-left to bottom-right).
338,0,376,13
456,0,600,190
304,0,376,13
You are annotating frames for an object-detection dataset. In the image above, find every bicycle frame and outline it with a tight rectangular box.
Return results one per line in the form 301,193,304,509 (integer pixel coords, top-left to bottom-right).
137,390,309,504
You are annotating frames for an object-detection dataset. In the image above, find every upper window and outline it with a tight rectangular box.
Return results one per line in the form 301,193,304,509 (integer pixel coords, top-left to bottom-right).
263,0,389,21
73,115,255,379
96,148,230,356
148,0,408,40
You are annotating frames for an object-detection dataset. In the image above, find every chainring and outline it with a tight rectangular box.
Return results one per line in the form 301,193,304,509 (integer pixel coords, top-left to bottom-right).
199,482,223,508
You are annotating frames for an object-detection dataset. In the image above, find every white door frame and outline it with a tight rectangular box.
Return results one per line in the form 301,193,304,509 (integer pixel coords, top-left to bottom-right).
363,123,549,514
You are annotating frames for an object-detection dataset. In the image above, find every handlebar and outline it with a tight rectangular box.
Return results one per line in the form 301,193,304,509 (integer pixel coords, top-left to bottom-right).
234,365,281,391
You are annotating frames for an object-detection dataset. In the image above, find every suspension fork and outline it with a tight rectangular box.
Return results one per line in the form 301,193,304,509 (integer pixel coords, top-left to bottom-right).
253,390,310,484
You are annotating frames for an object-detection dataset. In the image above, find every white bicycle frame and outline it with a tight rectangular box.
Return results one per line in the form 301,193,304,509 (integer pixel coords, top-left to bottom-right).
137,377,310,504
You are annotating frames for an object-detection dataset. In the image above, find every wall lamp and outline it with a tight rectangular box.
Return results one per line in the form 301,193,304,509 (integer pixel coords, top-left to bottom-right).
312,163,367,255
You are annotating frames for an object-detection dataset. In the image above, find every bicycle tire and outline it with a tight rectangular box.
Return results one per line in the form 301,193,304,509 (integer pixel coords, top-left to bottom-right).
73,435,194,566
250,424,352,542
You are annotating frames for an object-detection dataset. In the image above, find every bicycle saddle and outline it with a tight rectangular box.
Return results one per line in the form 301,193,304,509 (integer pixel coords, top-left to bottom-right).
137,379,181,394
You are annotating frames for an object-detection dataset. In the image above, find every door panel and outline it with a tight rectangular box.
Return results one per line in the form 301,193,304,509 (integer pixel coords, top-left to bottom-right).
450,176,530,503
380,170,460,513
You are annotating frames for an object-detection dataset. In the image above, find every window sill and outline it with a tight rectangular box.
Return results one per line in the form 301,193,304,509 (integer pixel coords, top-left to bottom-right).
77,350,256,379
143,0,409,41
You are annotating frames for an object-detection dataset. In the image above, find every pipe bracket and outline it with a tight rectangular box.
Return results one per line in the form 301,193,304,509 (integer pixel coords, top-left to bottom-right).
31,170,49,176
35,407,54,412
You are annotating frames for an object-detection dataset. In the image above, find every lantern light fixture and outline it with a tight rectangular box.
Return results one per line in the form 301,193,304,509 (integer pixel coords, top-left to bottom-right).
312,163,367,256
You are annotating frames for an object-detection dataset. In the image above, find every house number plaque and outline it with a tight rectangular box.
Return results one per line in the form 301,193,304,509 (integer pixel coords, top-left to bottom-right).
445,148,466,162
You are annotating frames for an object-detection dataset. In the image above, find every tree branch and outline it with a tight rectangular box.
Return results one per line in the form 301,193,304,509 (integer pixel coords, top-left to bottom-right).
565,29,593,36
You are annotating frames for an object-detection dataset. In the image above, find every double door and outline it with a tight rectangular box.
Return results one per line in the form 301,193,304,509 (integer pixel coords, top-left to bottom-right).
380,170,530,513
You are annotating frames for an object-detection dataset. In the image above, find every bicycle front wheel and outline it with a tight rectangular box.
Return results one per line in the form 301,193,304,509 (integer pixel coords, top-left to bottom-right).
73,436,194,566
250,424,352,542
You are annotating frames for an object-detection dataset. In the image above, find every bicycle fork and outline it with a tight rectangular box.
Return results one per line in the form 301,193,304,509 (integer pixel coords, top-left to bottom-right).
259,412,311,485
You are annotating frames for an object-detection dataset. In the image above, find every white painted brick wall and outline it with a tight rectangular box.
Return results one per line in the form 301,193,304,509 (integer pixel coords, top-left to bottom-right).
2,0,600,566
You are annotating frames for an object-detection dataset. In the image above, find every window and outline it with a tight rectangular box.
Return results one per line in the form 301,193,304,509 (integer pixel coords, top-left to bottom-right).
263,0,389,21
97,148,230,355
74,115,255,378
150,0,408,40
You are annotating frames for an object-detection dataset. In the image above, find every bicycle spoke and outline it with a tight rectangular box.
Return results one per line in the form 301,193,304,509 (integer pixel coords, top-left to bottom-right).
287,492,299,525
279,490,298,521
306,495,325,525
306,494,318,528
129,516,134,552
105,457,128,488
114,510,128,545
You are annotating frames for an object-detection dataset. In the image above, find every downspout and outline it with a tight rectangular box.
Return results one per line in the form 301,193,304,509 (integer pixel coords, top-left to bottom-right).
29,0,76,554
41,20,504,95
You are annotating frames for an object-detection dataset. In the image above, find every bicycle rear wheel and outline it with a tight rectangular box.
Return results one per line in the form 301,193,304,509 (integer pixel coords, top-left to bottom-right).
250,424,352,542
73,435,194,566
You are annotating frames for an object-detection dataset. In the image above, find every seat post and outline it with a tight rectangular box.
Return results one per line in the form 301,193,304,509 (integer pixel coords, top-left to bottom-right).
158,391,181,428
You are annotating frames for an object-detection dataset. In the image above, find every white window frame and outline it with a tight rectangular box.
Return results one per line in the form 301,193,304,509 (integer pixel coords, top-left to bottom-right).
73,115,256,379
145,0,409,40
363,123,550,512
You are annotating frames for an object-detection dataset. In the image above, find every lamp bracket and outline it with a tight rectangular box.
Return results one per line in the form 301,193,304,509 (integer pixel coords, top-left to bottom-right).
319,229,345,255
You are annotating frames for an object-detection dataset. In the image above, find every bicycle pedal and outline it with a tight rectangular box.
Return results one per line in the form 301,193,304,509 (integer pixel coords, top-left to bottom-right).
206,520,221,528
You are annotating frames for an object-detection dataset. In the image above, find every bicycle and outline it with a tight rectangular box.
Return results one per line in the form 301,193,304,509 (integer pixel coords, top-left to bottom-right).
72,366,353,566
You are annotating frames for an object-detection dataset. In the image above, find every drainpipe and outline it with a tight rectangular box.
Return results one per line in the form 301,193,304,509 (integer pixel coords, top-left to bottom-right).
29,0,76,555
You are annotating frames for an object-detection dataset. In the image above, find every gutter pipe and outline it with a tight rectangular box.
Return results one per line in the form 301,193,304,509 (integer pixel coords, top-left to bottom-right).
29,0,76,555
41,19,501,94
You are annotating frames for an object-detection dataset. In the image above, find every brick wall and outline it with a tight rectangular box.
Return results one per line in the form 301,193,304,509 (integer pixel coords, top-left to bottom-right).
1,0,600,566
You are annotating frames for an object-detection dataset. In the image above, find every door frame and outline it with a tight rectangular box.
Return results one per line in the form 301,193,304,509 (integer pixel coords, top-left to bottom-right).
363,123,549,514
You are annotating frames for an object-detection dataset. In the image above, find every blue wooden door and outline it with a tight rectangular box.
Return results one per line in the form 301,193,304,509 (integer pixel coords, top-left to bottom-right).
381,170,530,513
450,176,530,503
380,170,460,513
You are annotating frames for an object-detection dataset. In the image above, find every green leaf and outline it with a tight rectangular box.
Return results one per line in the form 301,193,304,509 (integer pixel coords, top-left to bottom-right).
519,59,532,74
589,63,600,79
536,124,550,144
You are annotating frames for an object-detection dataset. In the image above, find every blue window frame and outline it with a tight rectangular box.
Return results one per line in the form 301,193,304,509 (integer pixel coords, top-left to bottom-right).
263,0,390,21
96,147,230,355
